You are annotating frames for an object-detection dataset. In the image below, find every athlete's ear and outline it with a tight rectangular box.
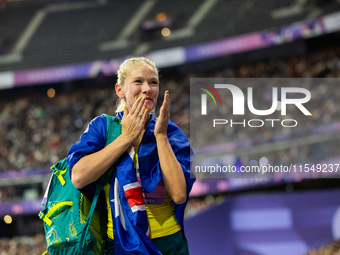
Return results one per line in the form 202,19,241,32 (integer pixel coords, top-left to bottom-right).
115,84,124,98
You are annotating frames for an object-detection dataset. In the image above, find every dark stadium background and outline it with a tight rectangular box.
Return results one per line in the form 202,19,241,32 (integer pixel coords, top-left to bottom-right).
1,0,340,254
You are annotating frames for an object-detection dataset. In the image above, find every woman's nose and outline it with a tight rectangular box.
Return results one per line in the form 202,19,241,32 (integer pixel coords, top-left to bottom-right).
142,82,151,93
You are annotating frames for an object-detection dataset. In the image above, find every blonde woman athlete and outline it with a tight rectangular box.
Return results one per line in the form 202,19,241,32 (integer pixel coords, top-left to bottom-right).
67,57,195,254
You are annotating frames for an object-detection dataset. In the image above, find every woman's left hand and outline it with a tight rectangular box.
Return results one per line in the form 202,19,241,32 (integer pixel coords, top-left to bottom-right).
154,90,187,204
154,90,170,137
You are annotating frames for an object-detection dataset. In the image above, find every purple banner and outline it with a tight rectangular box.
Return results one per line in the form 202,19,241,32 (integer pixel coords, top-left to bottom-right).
260,17,327,46
185,32,269,62
0,199,43,216
13,59,123,86
0,168,50,179
14,63,91,86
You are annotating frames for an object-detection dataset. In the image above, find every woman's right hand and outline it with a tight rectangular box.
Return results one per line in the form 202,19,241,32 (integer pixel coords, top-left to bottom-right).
121,97,148,143
71,97,148,189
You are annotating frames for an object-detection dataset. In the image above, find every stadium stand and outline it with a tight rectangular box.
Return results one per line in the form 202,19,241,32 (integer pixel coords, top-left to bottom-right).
1,0,340,71
0,5,39,55
1,46,340,173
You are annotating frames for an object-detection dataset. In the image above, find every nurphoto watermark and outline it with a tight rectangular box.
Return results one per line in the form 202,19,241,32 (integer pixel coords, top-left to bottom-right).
190,78,340,179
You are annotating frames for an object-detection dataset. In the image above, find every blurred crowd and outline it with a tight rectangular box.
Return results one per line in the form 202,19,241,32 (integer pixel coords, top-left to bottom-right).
1,47,340,173
0,234,47,255
0,88,117,172
184,195,225,219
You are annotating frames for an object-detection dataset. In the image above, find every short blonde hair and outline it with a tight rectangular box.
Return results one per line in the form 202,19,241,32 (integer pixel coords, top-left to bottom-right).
115,57,158,113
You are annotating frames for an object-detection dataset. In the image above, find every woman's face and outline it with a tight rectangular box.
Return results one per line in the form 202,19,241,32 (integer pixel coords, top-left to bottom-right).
122,63,159,112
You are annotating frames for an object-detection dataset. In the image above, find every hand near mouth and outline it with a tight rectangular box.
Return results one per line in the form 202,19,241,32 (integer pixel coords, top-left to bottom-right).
154,90,170,138
121,96,148,142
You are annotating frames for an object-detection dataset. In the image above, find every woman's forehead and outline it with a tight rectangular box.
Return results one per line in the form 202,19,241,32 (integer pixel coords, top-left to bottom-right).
128,63,158,78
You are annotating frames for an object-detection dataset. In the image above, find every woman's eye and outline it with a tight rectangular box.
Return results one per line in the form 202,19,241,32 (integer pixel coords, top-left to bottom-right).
135,80,142,83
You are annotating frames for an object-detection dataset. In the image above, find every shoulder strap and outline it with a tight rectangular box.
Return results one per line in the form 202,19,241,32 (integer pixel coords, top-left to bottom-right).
78,114,121,254
96,113,122,188
78,182,102,255
104,113,122,146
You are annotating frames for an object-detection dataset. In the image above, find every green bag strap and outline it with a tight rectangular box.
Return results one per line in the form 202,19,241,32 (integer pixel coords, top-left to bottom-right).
95,114,122,188
103,113,122,146
52,168,67,186
78,114,121,255
50,158,68,185
78,183,101,255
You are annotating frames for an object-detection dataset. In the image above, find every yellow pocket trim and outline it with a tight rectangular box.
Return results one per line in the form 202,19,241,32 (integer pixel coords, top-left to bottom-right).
39,201,73,226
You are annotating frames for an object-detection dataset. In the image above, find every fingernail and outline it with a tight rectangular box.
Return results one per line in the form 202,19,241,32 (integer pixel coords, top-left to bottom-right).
164,101,166,104
124,106,126,110
145,109,148,113
138,97,141,101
